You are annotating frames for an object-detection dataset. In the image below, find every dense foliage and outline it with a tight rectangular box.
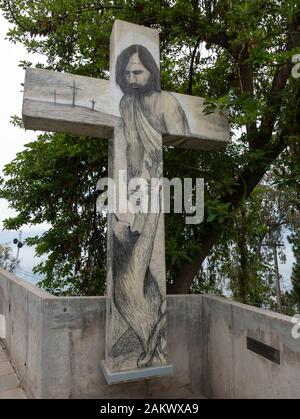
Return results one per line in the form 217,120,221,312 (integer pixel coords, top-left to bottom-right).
0,244,15,271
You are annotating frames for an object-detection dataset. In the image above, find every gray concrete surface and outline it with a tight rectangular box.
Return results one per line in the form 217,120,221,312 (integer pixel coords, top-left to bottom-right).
1,268,300,399
0,343,27,399
0,269,203,399
202,296,300,398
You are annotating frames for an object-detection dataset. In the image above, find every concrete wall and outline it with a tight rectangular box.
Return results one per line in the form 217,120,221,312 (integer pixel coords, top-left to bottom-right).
202,296,300,399
0,269,202,399
1,268,300,399
0,269,51,398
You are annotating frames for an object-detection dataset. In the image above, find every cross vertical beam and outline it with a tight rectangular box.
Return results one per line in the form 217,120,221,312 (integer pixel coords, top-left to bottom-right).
103,21,171,380
68,80,81,107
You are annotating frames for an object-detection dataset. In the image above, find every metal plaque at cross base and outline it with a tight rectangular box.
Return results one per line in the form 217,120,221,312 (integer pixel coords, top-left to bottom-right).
22,20,229,384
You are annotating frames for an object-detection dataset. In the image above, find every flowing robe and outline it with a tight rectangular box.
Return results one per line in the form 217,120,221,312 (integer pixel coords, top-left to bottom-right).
112,90,190,367
120,90,190,181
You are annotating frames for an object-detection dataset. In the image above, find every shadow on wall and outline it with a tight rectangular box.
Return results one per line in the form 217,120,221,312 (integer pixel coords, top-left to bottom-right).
0,287,5,339
0,285,4,315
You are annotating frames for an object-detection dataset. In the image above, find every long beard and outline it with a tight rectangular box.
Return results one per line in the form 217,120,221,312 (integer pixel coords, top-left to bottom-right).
120,92,163,180
121,82,156,96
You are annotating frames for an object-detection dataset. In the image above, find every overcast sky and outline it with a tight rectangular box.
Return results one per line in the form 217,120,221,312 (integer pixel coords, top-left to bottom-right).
0,11,295,287
0,12,47,271
0,13,41,229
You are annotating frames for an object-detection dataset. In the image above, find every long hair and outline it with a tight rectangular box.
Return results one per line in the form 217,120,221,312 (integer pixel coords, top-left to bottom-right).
116,44,161,94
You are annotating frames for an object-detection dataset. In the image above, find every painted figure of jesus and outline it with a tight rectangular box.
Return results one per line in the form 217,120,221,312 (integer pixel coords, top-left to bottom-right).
116,44,190,182
111,44,190,369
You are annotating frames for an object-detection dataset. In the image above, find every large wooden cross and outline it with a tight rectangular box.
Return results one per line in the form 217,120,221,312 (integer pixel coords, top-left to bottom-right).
22,20,229,384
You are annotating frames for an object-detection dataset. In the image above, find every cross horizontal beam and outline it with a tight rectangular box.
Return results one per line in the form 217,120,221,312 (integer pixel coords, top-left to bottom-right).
23,67,229,150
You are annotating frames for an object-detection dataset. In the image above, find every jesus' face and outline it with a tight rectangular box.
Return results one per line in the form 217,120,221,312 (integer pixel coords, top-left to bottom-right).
125,52,150,89
116,44,161,94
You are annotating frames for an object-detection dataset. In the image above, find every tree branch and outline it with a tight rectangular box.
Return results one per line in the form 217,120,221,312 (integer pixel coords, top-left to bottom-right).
258,11,300,148
203,30,232,51
168,131,288,294
187,35,201,95
3,1,123,37
3,0,31,32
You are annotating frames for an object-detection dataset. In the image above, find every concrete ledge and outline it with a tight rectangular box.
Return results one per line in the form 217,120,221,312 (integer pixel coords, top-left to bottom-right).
100,360,174,385
0,268,203,399
1,268,300,399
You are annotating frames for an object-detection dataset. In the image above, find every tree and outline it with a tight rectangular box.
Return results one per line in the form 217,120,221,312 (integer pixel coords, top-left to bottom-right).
272,111,300,312
193,182,294,311
1,132,108,295
0,0,299,295
0,244,16,271
290,233,300,311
